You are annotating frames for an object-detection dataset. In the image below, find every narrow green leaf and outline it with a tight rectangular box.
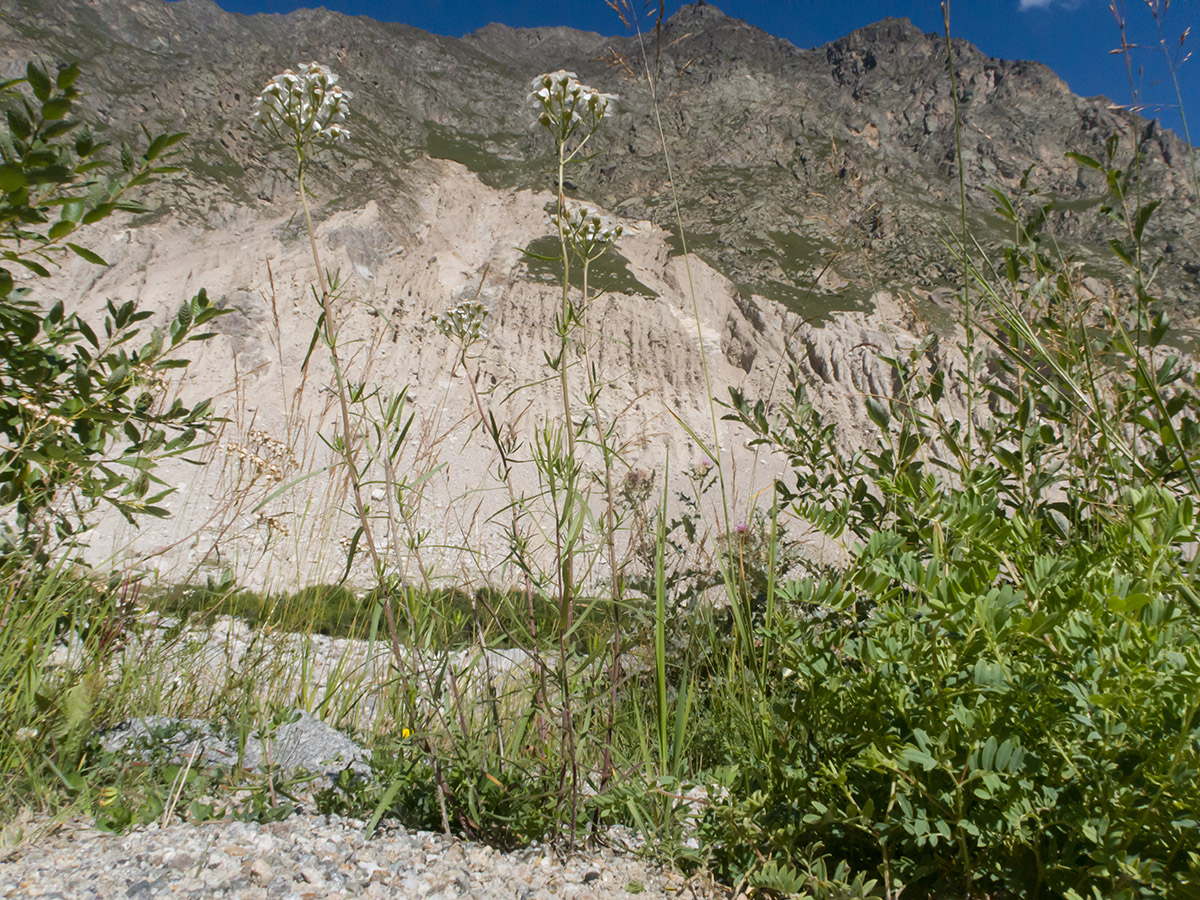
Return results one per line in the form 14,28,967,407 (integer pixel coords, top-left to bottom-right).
1004,247,1020,283
1133,200,1162,244
66,242,107,266
366,779,403,839
865,396,890,430
1109,238,1133,267
981,735,998,770
15,258,51,277
42,119,78,142
60,199,85,223
1065,151,1102,170
81,203,116,225
169,303,193,348
25,164,73,185
78,318,98,347
144,131,187,162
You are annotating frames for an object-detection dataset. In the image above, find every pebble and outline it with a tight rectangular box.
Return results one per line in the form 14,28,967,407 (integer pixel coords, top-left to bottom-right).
0,815,713,900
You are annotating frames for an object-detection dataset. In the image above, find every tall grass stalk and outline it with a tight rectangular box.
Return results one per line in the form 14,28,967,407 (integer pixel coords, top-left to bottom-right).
608,0,733,538
942,0,976,460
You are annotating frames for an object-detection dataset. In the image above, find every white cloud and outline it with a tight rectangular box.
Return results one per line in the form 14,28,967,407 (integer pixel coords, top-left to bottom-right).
1019,0,1083,9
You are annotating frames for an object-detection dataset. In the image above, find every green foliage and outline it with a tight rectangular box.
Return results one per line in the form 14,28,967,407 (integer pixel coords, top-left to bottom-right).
154,577,623,650
0,62,222,554
83,719,311,832
4,34,1196,900
317,734,566,848
700,491,1199,897
708,147,1200,897
0,61,221,824
158,580,363,638
0,566,142,804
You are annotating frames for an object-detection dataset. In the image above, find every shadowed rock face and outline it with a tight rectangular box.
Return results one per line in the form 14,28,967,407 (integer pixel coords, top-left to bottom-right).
1,0,1196,320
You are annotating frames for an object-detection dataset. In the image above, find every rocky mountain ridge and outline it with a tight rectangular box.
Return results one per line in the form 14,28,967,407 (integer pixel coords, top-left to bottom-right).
0,1,1196,587
3,0,1197,317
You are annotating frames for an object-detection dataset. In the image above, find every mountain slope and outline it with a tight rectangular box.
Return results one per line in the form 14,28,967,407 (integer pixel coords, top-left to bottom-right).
0,1,1196,586
2,0,1196,317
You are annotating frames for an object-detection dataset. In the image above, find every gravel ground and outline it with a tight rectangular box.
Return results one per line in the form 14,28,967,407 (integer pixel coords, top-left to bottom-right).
17,622,721,900
0,814,718,900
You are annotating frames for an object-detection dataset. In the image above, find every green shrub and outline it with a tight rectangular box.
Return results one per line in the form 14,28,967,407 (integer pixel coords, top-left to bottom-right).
0,62,222,557
0,61,219,808
700,492,1199,897
707,147,1200,898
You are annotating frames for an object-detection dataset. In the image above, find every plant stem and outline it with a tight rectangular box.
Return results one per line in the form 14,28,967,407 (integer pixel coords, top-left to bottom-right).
297,167,409,694
552,138,580,847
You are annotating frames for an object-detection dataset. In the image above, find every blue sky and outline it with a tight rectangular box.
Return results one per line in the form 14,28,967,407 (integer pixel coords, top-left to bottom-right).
206,0,1198,141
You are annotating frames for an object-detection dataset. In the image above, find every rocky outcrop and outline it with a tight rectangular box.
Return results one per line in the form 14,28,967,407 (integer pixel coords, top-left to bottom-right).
1,0,1195,314
0,1,1192,586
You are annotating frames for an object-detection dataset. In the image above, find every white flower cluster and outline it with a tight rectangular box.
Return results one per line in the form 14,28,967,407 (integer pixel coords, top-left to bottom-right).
552,205,623,256
253,62,351,149
431,299,490,347
528,70,617,138
131,362,167,392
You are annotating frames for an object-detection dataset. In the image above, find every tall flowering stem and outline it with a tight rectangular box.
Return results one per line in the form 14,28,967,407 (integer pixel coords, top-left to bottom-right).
529,71,623,841
529,72,617,619
552,203,625,621
254,64,350,320
253,64,410,677
557,204,630,792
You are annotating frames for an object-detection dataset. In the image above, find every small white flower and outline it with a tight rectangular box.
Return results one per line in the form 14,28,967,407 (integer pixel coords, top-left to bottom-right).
551,204,623,257
528,70,617,139
253,62,353,154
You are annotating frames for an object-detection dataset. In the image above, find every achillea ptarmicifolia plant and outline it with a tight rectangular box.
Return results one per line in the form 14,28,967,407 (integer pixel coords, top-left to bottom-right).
253,62,351,174
527,70,617,146
551,206,624,261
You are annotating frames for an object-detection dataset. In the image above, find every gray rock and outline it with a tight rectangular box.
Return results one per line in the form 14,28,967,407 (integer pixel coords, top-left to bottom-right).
98,711,370,781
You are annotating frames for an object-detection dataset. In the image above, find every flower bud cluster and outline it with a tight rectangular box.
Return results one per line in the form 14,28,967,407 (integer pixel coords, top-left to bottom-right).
254,62,352,151
222,440,285,483
254,510,289,536
131,363,167,391
16,396,70,429
431,299,490,347
551,205,624,257
528,70,617,140
248,428,298,469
